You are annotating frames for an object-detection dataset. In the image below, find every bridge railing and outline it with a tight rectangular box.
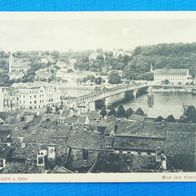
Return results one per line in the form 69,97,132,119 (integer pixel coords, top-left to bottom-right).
70,83,149,106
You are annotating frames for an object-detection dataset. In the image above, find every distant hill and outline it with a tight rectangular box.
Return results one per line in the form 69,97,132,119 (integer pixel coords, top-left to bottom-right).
123,43,196,80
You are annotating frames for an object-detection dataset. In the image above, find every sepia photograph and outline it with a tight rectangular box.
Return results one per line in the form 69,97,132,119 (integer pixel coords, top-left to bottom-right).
1,12,196,182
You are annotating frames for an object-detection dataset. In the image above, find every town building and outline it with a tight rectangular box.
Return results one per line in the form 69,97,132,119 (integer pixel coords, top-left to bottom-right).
153,69,191,85
0,82,61,112
0,87,17,112
11,82,61,110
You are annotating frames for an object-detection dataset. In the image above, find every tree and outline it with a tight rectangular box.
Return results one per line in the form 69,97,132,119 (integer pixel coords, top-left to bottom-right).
108,106,116,116
181,105,196,122
165,115,176,122
135,107,145,116
154,116,164,122
108,71,122,84
116,105,126,118
125,107,134,118
95,100,105,110
162,79,170,85
95,77,103,85
100,107,107,118
96,55,104,62
67,69,74,73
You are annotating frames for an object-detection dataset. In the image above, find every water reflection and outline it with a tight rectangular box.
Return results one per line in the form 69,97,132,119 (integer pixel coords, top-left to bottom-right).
122,92,196,119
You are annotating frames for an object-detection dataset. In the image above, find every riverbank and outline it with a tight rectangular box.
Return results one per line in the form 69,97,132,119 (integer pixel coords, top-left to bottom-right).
151,84,195,93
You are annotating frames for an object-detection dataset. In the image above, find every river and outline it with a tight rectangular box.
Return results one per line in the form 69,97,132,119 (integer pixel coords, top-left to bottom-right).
121,92,196,119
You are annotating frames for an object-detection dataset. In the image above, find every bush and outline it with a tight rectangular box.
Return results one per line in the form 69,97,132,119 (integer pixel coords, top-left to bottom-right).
100,106,107,118
116,105,126,118
154,116,164,122
135,107,144,116
108,106,116,116
108,71,122,84
125,107,134,118
165,115,176,122
20,116,25,122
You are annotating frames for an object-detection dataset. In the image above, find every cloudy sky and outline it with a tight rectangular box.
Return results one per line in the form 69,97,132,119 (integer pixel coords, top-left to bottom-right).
1,12,196,51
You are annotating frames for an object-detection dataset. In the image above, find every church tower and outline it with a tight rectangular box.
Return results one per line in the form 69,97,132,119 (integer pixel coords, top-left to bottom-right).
150,63,153,72
8,52,13,74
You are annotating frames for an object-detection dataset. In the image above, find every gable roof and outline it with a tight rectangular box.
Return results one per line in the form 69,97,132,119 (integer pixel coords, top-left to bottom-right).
88,111,101,120
61,109,70,117
77,116,88,124
0,126,11,138
0,118,5,124
64,116,77,124
154,69,188,75
89,119,108,127
0,145,11,159
52,166,73,173
67,128,102,149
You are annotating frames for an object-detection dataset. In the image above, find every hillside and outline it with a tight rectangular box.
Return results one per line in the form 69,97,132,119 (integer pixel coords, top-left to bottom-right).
1,43,196,85
123,43,196,80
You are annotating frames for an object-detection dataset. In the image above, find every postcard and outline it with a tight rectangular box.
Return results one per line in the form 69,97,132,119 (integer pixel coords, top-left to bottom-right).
0,12,196,182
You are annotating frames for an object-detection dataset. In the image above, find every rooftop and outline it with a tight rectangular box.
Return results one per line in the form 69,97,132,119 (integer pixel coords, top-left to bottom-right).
154,69,188,75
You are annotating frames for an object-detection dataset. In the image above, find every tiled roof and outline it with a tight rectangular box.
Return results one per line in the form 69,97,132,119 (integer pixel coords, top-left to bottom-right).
64,116,77,124
128,114,146,122
61,109,70,117
0,144,10,159
88,111,101,120
0,118,5,124
116,120,166,137
89,119,108,127
154,69,188,75
77,116,87,124
113,136,165,151
67,128,102,149
0,126,11,138
52,166,73,173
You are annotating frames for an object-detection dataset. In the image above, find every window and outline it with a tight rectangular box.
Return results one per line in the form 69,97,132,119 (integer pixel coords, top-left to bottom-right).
34,95,36,98
30,101,32,104
34,101,37,104
29,106,32,109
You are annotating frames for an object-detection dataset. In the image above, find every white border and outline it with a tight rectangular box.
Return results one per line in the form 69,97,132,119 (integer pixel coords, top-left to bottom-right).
0,173,196,182
1,11,196,20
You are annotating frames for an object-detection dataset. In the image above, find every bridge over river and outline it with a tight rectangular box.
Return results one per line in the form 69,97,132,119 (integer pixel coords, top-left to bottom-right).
65,83,149,113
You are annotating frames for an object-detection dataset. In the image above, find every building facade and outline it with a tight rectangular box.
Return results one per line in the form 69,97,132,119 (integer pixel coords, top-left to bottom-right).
0,87,17,112
13,83,61,110
0,82,61,112
153,69,191,85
